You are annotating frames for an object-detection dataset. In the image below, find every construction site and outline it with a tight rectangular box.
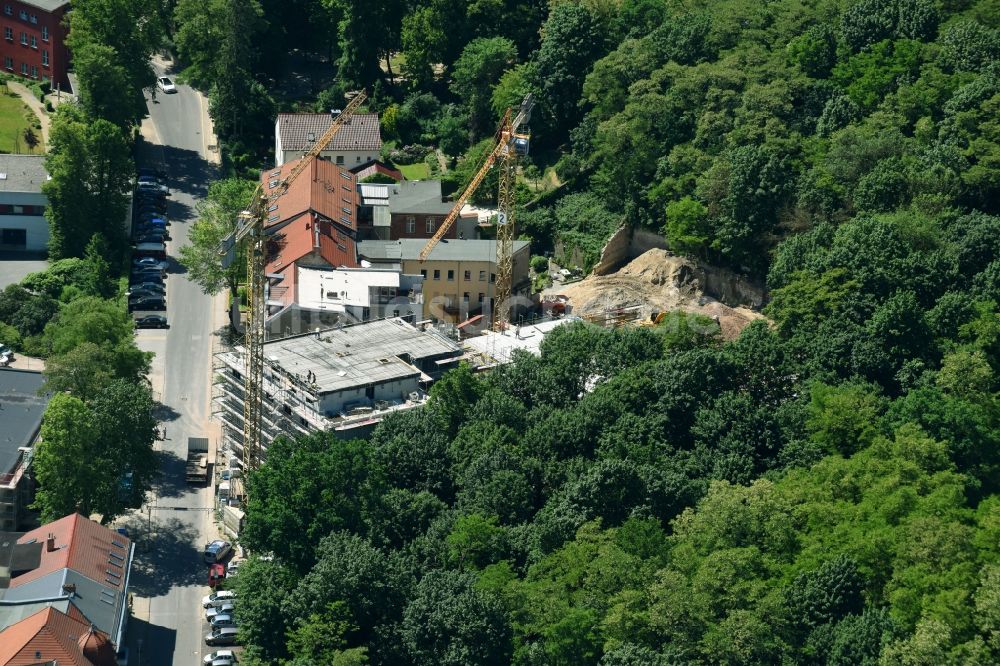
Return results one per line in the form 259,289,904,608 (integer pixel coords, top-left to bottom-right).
550,248,766,340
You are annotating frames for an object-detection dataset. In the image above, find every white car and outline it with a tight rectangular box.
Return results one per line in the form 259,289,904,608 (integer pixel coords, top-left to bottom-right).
203,650,237,665
202,590,235,608
157,76,176,93
205,602,235,621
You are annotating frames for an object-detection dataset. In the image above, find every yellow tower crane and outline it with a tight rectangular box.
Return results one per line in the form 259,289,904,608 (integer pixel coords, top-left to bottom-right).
221,90,367,477
419,94,533,330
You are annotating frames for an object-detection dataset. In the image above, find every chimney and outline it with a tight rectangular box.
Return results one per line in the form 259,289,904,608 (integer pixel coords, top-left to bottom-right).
46,533,56,552
62,583,76,595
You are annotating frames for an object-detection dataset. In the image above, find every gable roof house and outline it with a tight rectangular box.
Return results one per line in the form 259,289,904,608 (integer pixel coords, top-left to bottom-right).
274,112,382,167
0,513,135,659
0,606,117,666
261,158,361,331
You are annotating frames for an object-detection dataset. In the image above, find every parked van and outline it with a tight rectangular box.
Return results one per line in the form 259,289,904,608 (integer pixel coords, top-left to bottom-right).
133,242,167,259
205,626,239,646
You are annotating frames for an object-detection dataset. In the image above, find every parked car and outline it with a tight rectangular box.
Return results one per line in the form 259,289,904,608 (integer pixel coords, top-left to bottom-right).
133,256,168,271
134,233,170,244
138,167,166,180
202,590,236,608
205,602,236,621
128,295,166,312
203,650,238,665
208,562,226,589
128,286,164,300
138,181,169,195
0,344,14,362
204,540,232,564
134,315,169,329
125,280,167,295
157,76,177,93
225,559,242,578
137,215,168,226
135,190,166,203
204,626,239,646
130,270,165,283
209,614,237,629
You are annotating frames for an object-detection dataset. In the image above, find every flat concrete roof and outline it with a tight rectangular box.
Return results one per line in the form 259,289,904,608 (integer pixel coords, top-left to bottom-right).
0,369,47,476
0,156,48,194
262,317,460,395
463,317,579,364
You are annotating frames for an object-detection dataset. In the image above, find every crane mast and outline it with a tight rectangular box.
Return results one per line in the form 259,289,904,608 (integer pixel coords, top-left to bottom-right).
226,91,367,478
418,94,533,330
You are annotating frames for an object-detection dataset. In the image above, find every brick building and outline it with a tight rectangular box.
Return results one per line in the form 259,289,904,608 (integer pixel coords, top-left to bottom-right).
357,180,479,241
0,0,70,89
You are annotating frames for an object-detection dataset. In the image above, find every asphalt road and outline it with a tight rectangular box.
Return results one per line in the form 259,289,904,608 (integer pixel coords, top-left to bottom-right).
121,65,223,666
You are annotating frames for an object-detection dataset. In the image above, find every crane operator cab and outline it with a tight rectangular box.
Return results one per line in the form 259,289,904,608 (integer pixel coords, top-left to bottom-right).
513,133,530,156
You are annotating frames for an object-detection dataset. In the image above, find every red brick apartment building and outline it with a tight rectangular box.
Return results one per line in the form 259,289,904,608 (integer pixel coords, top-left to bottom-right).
0,0,69,88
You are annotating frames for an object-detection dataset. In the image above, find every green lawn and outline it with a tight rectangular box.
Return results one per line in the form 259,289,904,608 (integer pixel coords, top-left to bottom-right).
398,162,430,180
0,91,39,154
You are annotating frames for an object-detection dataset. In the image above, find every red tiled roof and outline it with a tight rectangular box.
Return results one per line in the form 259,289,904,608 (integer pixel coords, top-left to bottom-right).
277,113,382,152
0,606,104,666
13,514,131,591
261,159,357,233
351,160,403,182
266,216,359,275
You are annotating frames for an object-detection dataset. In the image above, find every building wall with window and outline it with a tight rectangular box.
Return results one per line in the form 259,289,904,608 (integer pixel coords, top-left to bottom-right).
0,154,49,252
358,239,531,323
0,0,70,89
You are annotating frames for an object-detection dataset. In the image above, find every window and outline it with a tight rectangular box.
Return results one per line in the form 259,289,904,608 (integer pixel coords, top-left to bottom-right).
463,270,471,281
478,293,485,303
29,35,35,48
420,269,426,279
356,155,360,162
3,56,11,70
405,216,415,233
20,62,26,75
463,292,470,301
479,270,486,281
433,269,440,280
490,273,496,283
4,27,11,40
18,9,25,19
40,49,47,66
29,65,35,78
19,31,26,45
41,26,46,41
447,270,454,281
3,6,10,16
28,14,35,24
335,155,344,165
425,217,435,233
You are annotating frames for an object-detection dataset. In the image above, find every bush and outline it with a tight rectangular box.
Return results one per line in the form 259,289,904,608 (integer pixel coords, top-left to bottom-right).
530,255,549,273
0,321,22,350
389,144,431,165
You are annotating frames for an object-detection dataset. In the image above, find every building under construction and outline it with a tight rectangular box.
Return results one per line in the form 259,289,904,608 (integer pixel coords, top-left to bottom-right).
213,317,462,465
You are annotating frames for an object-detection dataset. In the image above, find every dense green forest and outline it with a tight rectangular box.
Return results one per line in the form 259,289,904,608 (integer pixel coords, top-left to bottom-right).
166,0,1000,663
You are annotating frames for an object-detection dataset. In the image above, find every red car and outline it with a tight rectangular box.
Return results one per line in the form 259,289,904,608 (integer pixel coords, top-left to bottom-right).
208,563,226,589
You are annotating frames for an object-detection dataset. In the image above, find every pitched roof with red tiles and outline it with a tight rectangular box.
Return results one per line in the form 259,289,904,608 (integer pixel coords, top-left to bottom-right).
0,606,108,666
351,159,404,182
277,112,382,152
12,514,131,591
266,216,358,276
261,159,358,233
